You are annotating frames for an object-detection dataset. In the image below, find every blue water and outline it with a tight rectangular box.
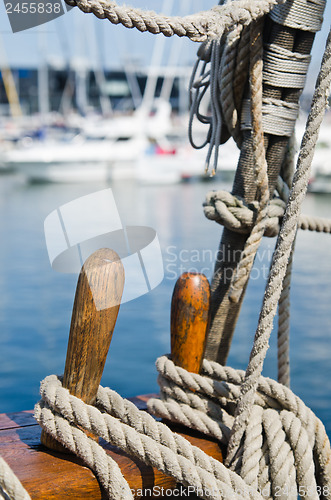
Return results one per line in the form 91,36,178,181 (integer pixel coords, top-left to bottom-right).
0,174,330,439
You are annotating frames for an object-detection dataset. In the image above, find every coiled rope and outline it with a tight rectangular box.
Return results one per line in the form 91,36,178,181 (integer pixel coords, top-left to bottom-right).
148,355,331,500
34,375,263,500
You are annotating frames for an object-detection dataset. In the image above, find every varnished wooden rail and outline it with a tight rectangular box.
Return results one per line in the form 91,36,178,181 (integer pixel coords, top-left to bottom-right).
0,259,222,498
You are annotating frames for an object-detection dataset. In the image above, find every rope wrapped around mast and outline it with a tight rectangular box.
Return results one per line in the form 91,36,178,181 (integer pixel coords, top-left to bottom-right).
188,0,325,174
193,0,327,370
204,190,331,236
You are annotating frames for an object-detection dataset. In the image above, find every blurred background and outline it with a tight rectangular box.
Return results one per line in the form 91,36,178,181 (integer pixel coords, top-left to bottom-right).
0,0,330,441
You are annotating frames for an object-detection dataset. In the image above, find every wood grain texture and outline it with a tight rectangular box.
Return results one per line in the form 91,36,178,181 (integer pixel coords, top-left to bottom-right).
41,248,124,452
0,397,224,499
171,273,210,374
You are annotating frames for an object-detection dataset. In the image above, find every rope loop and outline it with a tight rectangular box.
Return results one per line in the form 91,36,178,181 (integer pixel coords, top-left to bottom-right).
204,190,285,236
148,355,331,500
204,189,331,236
34,374,267,500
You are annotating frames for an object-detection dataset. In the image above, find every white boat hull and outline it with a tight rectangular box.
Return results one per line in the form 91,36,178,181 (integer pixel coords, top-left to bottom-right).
3,136,147,183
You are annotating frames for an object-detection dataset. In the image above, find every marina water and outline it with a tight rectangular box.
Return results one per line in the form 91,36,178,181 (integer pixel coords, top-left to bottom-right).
0,174,330,439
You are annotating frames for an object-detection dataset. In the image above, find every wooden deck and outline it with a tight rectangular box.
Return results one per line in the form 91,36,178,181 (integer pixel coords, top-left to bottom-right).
0,395,224,499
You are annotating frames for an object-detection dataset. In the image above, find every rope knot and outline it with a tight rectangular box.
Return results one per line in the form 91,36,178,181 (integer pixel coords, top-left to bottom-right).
203,190,285,236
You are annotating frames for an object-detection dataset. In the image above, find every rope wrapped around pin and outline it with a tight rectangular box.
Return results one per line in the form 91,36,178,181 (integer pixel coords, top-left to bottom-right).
203,189,331,236
35,374,266,500
29,255,260,500
148,355,331,500
146,271,331,499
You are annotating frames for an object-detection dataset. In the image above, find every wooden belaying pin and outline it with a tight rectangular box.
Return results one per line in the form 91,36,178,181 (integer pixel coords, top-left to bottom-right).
41,248,124,452
170,272,210,374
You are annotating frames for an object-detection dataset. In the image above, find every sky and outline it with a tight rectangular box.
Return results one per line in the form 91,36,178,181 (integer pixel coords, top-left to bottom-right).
0,0,330,92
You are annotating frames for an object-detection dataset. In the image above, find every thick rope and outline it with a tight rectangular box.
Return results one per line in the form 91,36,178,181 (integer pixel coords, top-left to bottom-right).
277,133,296,387
204,190,331,236
4,352,330,499
34,375,263,500
64,0,286,42
228,18,270,303
263,44,311,88
241,97,300,136
0,458,30,500
225,27,331,470
277,240,294,387
220,25,244,146
148,356,331,499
